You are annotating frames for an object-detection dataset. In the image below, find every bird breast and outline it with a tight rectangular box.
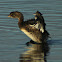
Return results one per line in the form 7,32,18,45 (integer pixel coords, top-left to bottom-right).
21,27,42,43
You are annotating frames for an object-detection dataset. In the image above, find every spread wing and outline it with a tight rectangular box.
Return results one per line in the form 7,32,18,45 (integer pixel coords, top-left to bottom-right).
28,20,44,33
24,18,44,33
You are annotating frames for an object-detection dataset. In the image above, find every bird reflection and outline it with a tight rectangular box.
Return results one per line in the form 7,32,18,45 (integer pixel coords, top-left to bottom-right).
19,40,49,62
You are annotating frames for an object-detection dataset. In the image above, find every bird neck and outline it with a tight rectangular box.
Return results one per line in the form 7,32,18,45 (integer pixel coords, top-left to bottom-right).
18,17,24,28
18,17,24,23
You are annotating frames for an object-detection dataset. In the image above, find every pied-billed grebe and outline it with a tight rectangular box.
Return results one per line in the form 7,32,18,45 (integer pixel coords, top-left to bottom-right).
29,11,46,33
33,11,49,35
29,11,50,41
8,11,43,43
33,11,46,32
33,11,46,26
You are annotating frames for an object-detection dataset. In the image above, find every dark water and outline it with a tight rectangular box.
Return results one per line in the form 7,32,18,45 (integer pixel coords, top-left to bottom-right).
0,0,62,62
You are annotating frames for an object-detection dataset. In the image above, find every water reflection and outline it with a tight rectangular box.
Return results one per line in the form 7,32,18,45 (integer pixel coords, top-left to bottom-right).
19,40,49,62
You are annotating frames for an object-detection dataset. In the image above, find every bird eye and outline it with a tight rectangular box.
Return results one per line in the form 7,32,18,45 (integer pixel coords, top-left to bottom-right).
10,13,13,16
11,13,15,17
13,14,15,16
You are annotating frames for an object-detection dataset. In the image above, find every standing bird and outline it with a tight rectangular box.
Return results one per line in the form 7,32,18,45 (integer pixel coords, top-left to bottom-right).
8,11,44,43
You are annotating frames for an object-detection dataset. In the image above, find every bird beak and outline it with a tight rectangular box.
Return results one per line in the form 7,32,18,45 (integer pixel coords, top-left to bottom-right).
8,15,11,17
33,13,36,15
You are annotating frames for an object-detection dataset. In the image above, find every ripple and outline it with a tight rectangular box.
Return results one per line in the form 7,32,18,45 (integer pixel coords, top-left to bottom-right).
0,0,62,62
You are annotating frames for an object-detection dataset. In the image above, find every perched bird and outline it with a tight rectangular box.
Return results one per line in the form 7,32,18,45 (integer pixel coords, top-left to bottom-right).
33,11,46,33
29,11,50,42
34,11,49,35
8,11,44,43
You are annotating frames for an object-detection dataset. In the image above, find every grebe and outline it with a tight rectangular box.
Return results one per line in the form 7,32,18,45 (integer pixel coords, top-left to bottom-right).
8,11,43,43
29,11,46,33
29,11,50,42
33,11,49,36
33,11,46,25
33,11,46,31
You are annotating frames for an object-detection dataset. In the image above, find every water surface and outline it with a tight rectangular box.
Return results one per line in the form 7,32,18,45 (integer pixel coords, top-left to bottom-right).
0,0,62,62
